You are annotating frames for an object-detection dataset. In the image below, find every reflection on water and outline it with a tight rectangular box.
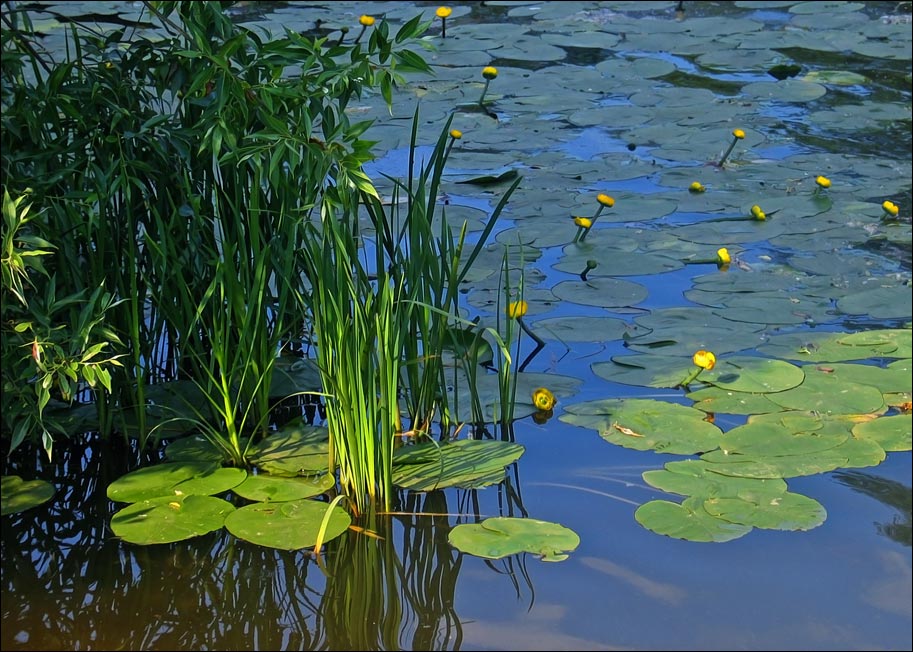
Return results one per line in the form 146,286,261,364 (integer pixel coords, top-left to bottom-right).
833,470,912,547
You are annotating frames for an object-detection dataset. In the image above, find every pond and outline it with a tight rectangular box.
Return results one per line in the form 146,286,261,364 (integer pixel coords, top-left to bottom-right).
2,1,911,650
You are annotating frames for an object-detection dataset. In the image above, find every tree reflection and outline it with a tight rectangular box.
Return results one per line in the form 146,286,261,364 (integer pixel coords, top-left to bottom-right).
833,470,912,547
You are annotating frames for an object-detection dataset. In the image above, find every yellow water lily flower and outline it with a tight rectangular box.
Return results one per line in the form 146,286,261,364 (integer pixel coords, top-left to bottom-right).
882,200,899,217
507,300,528,319
718,129,746,166
482,66,498,80
815,175,831,189
574,216,592,228
689,181,706,193
597,193,615,207
692,350,716,370
732,129,745,139
359,15,375,26
449,129,462,139
750,204,766,221
436,6,452,18
532,387,557,411
717,248,731,265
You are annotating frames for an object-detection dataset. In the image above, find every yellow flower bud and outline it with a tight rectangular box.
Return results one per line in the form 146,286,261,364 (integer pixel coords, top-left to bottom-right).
882,200,899,217
692,350,716,371
732,129,745,139
532,387,557,411
750,204,766,221
815,175,831,189
436,6,452,18
482,66,498,80
717,248,731,265
574,216,592,228
359,15,375,26
689,181,706,193
449,129,462,139
596,193,615,207
507,300,528,319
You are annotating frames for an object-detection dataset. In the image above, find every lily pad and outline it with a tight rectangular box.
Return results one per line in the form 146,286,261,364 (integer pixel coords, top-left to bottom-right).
1,475,55,515
223,498,350,550
643,460,788,498
392,439,525,491
851,415,912,453
702,491,827,531
231,473,335,502
448,517,580,562
247,422,330,477
764,366,886,416
110,494,235,545
703,356,806,393
635,497,753,543
107,461,222,503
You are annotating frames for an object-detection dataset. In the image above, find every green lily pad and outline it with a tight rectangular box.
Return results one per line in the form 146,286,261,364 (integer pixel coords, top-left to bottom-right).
247,422,330,477
562,398,722,455
765,366,886,416
704,356,806,393
232,473,335,502
392,439,525,491
110,494,235,545
448,517,580,562
551,276,648,309
635,497,753,543
851,414,912,452
686,387,784,415
643,460,788,498
756,331,901,362
699,447,849,479
838,329,911,358
223,498,350,550
703,491,827,531
107,461,222,503
593,354,703,389
529,315,632,344
164,434,227,463
1,475,55,516
719,421,848,457
837,286,913,320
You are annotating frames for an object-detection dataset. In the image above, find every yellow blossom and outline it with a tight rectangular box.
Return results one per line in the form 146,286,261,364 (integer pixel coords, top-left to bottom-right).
732,129,745,139
436,6,452,18
507,300,528,319
689,181,706,193
574,216,592,229
882,200,899,217
815,175,831,189
449,129,462,139
482,66,498,80
597,193,615,207
359,15,375,26
717,248,731,265
692,350,716,371
532,387,557,411
750,204,766,221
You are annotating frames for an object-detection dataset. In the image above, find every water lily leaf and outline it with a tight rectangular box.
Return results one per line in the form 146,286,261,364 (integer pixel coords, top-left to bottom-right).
169,467,248,498
454,169,521,186
625,306,765,356
699,448,849,479
838,329,911,358
1,475,55,515
719,421,848,457
765,366,886,415
110,494,235,545
164,434,226,463
643,460,787,498
811,362,911,396
232,473,334,502
529,315,631,344
107,461,222,503
741,78,827,102
593,354,700,389
561,398,722,455
551,276,648,309
224,498,350,550
703,491,826,531
448,517,580,562
801,70,868,86
635,497,752,543
270,357,322,397
392,439,525,491
704,356,805,393
555,246,683,277
852,414,912,452
756,331,901,362
832,435,887,469
247,421,330,477
687,387,784,415
837,286,913,320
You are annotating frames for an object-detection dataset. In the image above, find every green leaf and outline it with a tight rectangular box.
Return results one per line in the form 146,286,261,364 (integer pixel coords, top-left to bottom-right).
448,517,580,562
635,497,753,543
224,498,350,550
703,491,826,531
1,475,55,515
107,461,221,503
852,414,912,452
110,494,235,545
231,473,335,502
704,356,806,393
392,439,524,491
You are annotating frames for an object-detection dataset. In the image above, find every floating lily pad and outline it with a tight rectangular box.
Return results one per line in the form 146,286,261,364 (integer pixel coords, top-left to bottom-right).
232,473,334,502
1,475,55,516
107,461,222,503
852,414,912,452
392,439,525,491
110,494,235,545
635,497,753,543
764,366,886,416
719,420,848,457
699,447,849,479
448,516,580,562
703,491,826,531
551,276,649,309
593,354,702,389
686,387,784,415
247,422,330,477
756,331,901,362
643,460,788,498
561,398,722,455
529,315,632,344
704,356,805,393
224,498,350,550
